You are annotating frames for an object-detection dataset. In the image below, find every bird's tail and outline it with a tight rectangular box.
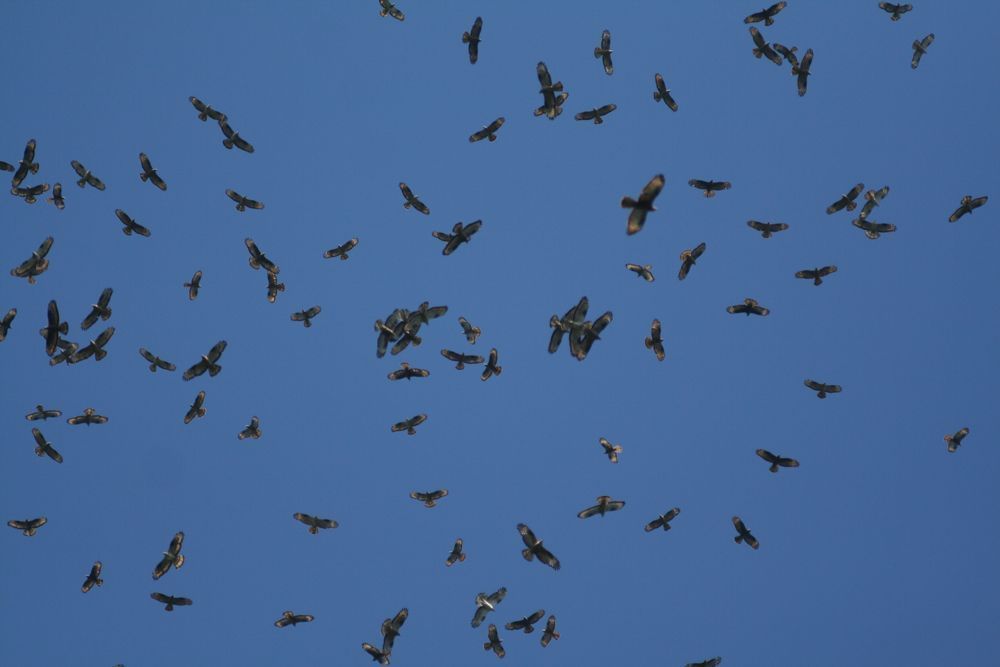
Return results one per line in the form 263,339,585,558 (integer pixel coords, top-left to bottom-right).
621,196,638,208
76,178,87,188
769,463,779,473
59,322,68,334
140,172,148,182
814,276,822,286
304,319,312,328
223,139,234,149
653,91,662,102
522,548,535,562
462,32,471,43
644,337,653,349
95,349,108,361
593,47,602,58
735,535,743,544
176,555,186,569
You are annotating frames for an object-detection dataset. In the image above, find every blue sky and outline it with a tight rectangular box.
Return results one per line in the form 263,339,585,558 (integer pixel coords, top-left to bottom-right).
2,1,998,665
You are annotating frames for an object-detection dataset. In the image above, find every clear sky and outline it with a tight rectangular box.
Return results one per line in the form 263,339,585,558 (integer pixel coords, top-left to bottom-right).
2,1,998,665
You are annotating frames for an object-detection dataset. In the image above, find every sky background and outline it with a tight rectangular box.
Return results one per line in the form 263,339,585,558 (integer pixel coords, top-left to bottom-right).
2,1,999,665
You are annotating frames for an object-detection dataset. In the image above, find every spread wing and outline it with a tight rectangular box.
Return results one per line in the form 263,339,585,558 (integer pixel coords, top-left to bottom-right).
639,174,666,205
535,544,561,570
536,61,553,88
797,49,813,96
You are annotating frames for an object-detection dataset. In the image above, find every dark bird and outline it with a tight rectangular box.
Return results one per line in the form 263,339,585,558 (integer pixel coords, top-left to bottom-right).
795,265,838,286
238,416,261,440
324,238,358,260
653,73,679,111
8,517,47,536
622,174,665,235
462,16,482,64
744,1,787,25
793,48,814,96
390,325,421,356
388,362,430,381
517,523,560,570
826,183,864,214
506,609,545,635
594,29,613,74
575,103,617,124
541,615,560,647
446,538,466,566
689,179,731,197
47,183,65,209
184,391,207,424
68,327,115,363
484,624,506,658
184,271,202,300
293,512,339,534
726,298,770,317
678,242,707,281
11,138,39,187
572,310,613,361
852,217,896,239
481,348,502,381
804,378,841,399
67,407,108,426
80,288,113,331
291,306,322,328
189,96,227,122
599,437,622,463
578,495,626,519
773,42,799,69
11,236,54,286
644,507,682,532
114,209,152,237
407,301,449,328
626,263,655,282
182,340,227,380
472,588,507,628
749,27,783,65
246,238,280,274
747,220,789,238
469,117,505,142
152,532,185,580
756,448,799,473
859,185,890,220
392,414,428,436
219,118,255,152
912,33,934,69
410,489,448,508
380,607,408,654
879,2,913,20
139,348,176,372
441,348,484,370
26,405,61,421
948,195,988,222
361,642,390,665
433,220,482,255
49,343,79,366
71,160,105,190
548,296,589,354
32,427,63,463
150,592,192,612
535,61,569,120
459,316,481,344
378,0,404,21
226,188,264,212
82,561,103,593
732,516,759,550
645,319,665,361
266,271,285,303
40,299,69,357
399,182,430,215
138,153,167,190
686,658,722,667
275,611,314,628
11,183,49,204
945,427,970,453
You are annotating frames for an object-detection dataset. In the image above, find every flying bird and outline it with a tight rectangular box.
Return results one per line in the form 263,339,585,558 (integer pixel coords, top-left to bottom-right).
441,348,485,370
469,117,505,142
599,437,622,463
139,348,176,372
644,507,682,532
749,27,783,65
182,340,227,380
945,427,970,453
472,587,507,628
795,265,838,286
11,183,49,204
747,220,789,238
804,378,841,399
686,658,722,667
755,448,799,473
80,288,113,330
446,538,466,566
626,263,655,282
238,416,261,440
245,238,280,274
572,310,613,361
184,391,207,424
8,517,47,536
541,615,560,647
484,624,506,658
535,61,568,119
948,195,988,222
184,270,202,300
32,427,63,463
266,271,285,303
594,29,613,74
293,512,339,534
462,16,482,64
577,495,626,519
879,2,913,20
548,296,589,354
71,160,105,190
645,319,665,361
793,48,814,96
226,189,264,212
744,1,787,25
459,316,481,344
378,0,404,20
114,209,151,237
152,532,185,580
732,516,759,550
827,183,864,214
219,118,255,152
40,299,68,357
392,414,427,435
653,73,679,111
380,607,408,654
517,523,560,570
859,185,890,220
68,327,115,363
11,138,39,187
150,592,192,612
911,33,934,68
388,362,430,381
67,407,108,426
11,236,54,285
47,183,65,209
773,42,799,69
82,562,103,593
433,220,482,255
138,153,167,190
678,242,707,281
26,405,61,421
726,298,770,316
291,306,322,328
410,489,448,508
399,182,430,214
575,103,617,124
189,96,227,122
481,348,502,381
49,343,79,366
361,642,390,665
324,238,359,260
852,217,896,239
622,174,665,235
689,179,731,197
275,611,314,628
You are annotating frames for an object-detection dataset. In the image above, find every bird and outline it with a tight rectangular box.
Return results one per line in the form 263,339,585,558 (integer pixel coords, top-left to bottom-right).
184,391,207,424
541,615,560,647
446,538,466,566
645,319,666,361
622,174,665,235
67,327,115,363
879,2,913,20
81,562,103,593
804,379,841,399
293,513,339,534
40,299,69,357
548,296,589,354
380,607,408,654
599,437,622,463
245,238,280,274
25,405,61,421
948,195,988,222
433,220,483,255
462,16,482,64
182,340,228,380
469,117,505,142
226,188,264,212
732,516,760,550
459,316,481,344
49,343,79,366
291,306,322,328
275,611,314,628
47,183,65,209
626,263,655,282
793,48,814,96
32,427,63,463
912,33,934,68
80,288,113,330
795,265,838,286
535,61,569,119
945,427,970,453
323,238,359,262
218,118,255,152
138,348,176,373
852,217,897,239
575,103,617,124
505,609,546,635
439,348,484,371
7,517,47,536
481,348,502,381
859,185,890,220
407,301,449,327
594,29,613,74
392,414,427,435
238,416,261,440
184,270,202,300
686,658,722,667
410,489,448,508
388,362,430,381
577,495,626,519
11,138,39,187
644,507,682,532
399,182,430,215
114,209,151,237
755,449,800,473
472,588,507,628
484,624,506,658
378,0,404,21
744,2,787,25
152,532,185,580
689,179,732,197
71,160,106,190
138,153,167,190
11,236,54,285
11,183,50,204
361,642,390,665
517,523,560,570
266,271,285,303
773,42,799,69
678,242,707,280
747,220,790,238
150,592,192,612
827,183,864,214
67,407,108,426
189,96,227,122
572,311,613,361
653,73,679,111
726,298,770,316
749,27,783,65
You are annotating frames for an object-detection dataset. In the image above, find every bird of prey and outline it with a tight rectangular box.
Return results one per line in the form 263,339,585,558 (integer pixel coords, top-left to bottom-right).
410,489,448,507
645,319,666,361
189,96,227,122
726,298,770,317
407,301,449,328
852,217,896,239
71,160,105,190
793,48,814,96
773,42,799,69
375,319,398,359
11,183,49,203
644,507,682,532
67,407,108,426
517,523,560,570
392,414,427,435
599,437,622,463
49,343,78,366
183,340,227,380
573,310,613,361
152,532,186,580
548,296,589,354
68,327,115,363
293,512,339,534
749,27,783,65
11,138,39,187
388,362,430,381
879,2,913,20
506,609,545,634
378,0,404,20
291,306,322,328
541,615,560,647
484,624,506,658
594,29,613,74
911,33,934,69
226,188,264,212
469,117,506,142
459,316,481,344
744,1,787,25
324,238,359,261
622,174,665,235
535,61,568,120
945,427,970,453
446,538,466,566
266,271,285,303
114,209,152,237
575,103,617,124
47,183,65,209
151,592,192,612
826,183,864,214
732,516,759,550
472,588,507,628
686,658,722,667
390,326,421,356
859,185,890,220
11,236,53,285
442,348,485,370
26,405,61,421
804,379,841,399
653,73,679,111
139,348,176,372
433,220,482,255
219,118,255,152
481,348,502,381
138,153,167,190
275,611,314,628
40,299,68,357
245,238,280,273
747,220,789,238
948,195,988,222
462,16,482,64
626,263,655,282
689,179,732,197
381,607,408,654
795,265,838,286
361,642,390,665
398,182,430,215
578,495,626,519
8,517,47,536
184,391,207,424
678,242,707,281
32,428,63,463
238,416,261,440
81,288,113,330
184,271,202,300
82,562,103,593
756,449,799,473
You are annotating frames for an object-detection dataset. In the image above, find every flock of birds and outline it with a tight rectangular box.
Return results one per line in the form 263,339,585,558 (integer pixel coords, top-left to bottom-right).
2,2,990,666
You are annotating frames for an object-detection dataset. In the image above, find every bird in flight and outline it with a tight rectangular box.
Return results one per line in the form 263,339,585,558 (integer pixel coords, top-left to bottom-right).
293,512,338,534
795,265,838,286
948,195,988,222
517,523,560,570
622,174,665,235
653,73,679,111
744,2,787,26
944,427,970,453
399,182,430,214
577,495,626,519
732,516,760,550
755,449,799,473
138,153,167,190
804,379,841,399
644,507,681,532
594,29,613,74
462,16,482,64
